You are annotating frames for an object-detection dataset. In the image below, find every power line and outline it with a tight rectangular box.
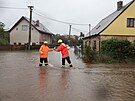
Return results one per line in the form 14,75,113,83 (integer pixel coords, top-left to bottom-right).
33,9,90,35
0,6,89,26
72,27,87,33
0,6,27,10
33,9,89,26
28,0,32,5
26,0,32,5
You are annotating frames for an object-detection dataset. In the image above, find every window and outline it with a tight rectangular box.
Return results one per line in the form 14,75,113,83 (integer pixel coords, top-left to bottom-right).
93,40,96,50
127,18,135,27
32,43,36,45
42,34,47,40
85,41,87,47
89,41,91,46
16,28,18,30
19,43,21,45
22,25,28,31
14,43,16,45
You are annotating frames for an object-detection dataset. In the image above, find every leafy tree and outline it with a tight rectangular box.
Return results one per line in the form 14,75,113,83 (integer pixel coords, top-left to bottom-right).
52,35,68,45
52,34,79,46
83,46,96,63
0,22,9,45
80,32,84,37
0,22,5,30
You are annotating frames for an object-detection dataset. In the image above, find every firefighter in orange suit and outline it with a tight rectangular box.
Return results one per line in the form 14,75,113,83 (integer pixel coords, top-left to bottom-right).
54,39,73,68
39,41,53,66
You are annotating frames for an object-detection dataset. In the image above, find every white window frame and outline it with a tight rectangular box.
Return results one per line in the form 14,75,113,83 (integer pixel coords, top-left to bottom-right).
22,25,28,31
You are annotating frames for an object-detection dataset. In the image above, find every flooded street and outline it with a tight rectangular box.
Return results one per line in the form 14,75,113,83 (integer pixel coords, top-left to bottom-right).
0,49,135,101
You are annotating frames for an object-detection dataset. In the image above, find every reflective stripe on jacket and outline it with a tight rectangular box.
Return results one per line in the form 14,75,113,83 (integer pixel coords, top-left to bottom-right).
39,45,51,58
57,43,69,58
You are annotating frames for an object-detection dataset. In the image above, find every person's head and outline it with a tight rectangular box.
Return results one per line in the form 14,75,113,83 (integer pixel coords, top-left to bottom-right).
58,39,63,44
43,41,48,45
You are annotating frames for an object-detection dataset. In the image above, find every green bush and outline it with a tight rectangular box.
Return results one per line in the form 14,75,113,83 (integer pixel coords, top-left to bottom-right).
0,22,9,45
132,41,135,56
0,38,9,45
101,38,133,61
83,46,96,63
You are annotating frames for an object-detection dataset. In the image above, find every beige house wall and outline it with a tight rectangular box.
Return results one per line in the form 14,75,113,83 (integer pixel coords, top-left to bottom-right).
10,20,39,45
83,1,135,52
83,36,100,51
101,1,135,36
10,19,53,45
39,34,52,44
101,35,135,42
83,35,135,52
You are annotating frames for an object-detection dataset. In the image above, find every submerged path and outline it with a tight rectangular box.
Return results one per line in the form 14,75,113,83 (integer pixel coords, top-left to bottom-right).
0,49,135,101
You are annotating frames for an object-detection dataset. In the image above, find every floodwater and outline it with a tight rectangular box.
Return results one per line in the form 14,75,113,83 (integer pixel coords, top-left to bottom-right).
0,49,135,101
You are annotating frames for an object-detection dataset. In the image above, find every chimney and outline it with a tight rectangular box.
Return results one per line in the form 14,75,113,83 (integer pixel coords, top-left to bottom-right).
117,1,123,11
36,20,39,26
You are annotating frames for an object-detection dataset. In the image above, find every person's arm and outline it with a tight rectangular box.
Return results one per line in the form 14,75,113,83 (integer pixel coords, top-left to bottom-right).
57,45,64,52
48,47,53,52
39,46,43,54
54,44,64,52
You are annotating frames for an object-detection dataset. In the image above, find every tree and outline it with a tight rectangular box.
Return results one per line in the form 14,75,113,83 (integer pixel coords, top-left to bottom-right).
0,22,9,45
80,32,84,37
0,22,5,30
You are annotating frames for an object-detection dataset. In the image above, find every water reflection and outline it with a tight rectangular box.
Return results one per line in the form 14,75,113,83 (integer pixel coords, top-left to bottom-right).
39,67,48,96
84,65,135,101
59,70,70,90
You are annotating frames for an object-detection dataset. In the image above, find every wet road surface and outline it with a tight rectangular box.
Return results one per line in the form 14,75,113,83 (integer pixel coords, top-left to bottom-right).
0,49,135,101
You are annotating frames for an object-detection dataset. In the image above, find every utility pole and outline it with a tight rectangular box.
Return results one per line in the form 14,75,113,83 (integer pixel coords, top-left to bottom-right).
68,25,72,45
89,24,91,36
28,6,34,50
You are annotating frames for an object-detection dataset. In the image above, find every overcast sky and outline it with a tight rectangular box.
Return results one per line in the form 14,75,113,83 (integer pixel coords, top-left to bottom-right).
0,0,131,36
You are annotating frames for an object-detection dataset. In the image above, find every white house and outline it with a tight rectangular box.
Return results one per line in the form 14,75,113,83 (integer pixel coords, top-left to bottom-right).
9,16,53,45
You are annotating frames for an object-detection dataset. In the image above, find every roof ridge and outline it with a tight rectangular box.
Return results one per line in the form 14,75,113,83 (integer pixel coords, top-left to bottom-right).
8,16,53,34
85,0,134,37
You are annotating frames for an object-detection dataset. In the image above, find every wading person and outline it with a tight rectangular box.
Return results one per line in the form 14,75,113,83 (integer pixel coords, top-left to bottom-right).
39,41,53,67
54,39,73,68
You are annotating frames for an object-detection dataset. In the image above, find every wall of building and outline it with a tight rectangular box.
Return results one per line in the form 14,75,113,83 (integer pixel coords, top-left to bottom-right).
10,20,39,45
83,35,135,52
83,1,135,52
101,1,135,36
39,34,52,44
101,35,135,42
83,36,100,51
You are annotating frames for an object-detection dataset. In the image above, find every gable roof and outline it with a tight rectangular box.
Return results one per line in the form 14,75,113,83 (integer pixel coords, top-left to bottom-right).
8,16,53,35
84,0,134,39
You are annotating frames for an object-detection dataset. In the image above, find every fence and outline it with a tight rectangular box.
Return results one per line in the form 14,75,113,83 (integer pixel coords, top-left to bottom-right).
0,45,10,50
0,45,41,51
0,45,54,51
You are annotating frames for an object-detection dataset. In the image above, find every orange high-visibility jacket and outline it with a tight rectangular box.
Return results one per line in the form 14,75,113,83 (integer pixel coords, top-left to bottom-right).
57,43,69,58
39,45,52,58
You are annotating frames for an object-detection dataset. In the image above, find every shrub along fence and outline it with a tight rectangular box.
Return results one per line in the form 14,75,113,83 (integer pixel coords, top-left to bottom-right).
101,39,134,60
83,38,135,63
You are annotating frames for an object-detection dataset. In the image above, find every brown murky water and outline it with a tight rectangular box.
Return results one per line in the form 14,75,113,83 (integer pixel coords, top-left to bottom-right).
0,49,135,101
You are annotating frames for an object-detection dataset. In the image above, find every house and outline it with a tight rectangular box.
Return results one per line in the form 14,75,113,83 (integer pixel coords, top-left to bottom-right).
83,0,135,51
9,16,53,45
62,35,78,40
